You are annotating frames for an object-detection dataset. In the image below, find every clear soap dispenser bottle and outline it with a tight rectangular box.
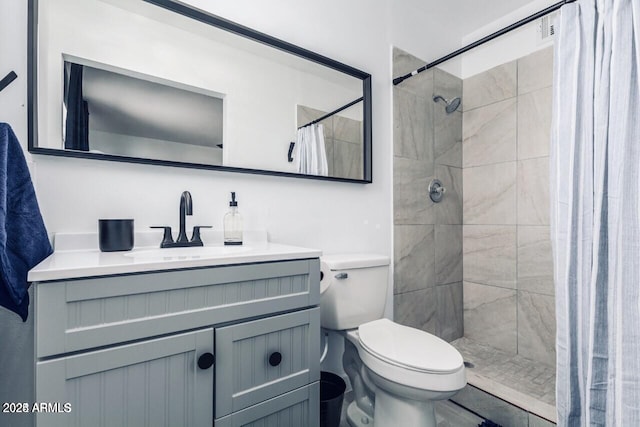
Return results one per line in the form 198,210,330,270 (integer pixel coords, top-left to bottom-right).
223,192,243,245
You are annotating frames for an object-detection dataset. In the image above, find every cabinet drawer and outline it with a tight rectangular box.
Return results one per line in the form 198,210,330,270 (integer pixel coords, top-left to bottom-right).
36,259,320,357
36,328,214,427
215,383,319,427
215,308,320,417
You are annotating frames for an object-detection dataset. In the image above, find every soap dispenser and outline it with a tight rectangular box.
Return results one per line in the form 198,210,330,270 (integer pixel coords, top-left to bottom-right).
223,192,243,245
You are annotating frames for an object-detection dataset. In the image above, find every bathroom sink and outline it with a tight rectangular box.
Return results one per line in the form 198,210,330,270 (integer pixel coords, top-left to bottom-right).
124,245,252,260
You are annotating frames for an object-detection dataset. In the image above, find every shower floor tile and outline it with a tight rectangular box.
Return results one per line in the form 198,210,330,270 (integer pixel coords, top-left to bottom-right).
451,337,556,422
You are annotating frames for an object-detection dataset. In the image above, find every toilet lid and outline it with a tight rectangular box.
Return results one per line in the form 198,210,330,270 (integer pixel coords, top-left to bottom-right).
358,319,463,374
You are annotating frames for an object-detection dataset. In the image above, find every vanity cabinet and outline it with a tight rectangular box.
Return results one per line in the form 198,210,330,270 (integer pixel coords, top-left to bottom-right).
36,329,215,427
30,258,320,427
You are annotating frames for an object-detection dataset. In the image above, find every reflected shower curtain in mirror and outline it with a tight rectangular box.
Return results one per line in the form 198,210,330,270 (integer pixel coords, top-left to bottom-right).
63,63,89,151
551,0,640,425
294,123,328,176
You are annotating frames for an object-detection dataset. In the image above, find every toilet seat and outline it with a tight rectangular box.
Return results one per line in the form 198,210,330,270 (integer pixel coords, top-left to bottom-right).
355,319,466,392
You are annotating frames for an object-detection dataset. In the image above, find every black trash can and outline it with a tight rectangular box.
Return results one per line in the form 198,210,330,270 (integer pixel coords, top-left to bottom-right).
320,371,346,427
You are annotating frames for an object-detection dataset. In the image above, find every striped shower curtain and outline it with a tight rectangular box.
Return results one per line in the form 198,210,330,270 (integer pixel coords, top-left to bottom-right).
551,0,640,425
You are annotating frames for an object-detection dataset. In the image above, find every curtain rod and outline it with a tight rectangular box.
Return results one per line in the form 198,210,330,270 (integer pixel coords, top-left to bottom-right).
393,0,577,86
298,96,363,129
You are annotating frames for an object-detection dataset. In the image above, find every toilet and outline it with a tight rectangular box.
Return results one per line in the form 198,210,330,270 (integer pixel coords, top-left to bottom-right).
320,254,466,427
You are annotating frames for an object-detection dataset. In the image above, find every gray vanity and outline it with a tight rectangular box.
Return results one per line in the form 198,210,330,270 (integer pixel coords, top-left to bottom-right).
15,239,321,427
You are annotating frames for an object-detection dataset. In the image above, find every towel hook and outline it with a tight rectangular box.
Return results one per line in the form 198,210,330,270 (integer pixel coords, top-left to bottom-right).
287,142,295,162
0,71,18,93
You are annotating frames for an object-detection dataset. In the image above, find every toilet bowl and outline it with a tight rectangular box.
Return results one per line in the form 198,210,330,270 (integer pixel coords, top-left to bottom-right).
320,254,466,427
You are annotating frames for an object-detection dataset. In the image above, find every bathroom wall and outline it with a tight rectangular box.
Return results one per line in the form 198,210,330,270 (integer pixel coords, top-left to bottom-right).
392,48,464,342
462,46,555,366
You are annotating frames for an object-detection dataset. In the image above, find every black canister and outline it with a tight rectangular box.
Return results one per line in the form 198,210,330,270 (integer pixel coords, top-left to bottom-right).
99,219,134,252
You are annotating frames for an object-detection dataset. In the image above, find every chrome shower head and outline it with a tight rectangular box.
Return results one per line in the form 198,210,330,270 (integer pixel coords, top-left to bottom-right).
433,95,461,114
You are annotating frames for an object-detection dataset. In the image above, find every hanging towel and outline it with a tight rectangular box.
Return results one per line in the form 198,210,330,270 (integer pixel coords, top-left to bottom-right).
0,123,52,321
294,123,328,176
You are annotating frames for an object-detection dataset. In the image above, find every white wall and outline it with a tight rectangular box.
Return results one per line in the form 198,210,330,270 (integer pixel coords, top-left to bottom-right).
460,0,557,78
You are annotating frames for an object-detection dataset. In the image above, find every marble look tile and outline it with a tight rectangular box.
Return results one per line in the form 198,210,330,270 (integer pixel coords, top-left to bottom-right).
517,157,550,225
518,46,554,95
435,225,463,285
334,115,362,145
518,86,552,160
394,225,435,293
463,162,517,225
394,288,437,334
394,156,435,224
434,68,462,105
393,88,434,160
297,105,333,138
393,48,433,99
436,282,463,342
463,225,517,288
463,98,517,167
518,291,556,366
325,138,335,177
434,164,462,225
463,281,517,353
529,413,556,427
435,398,483,427
434,67,462,168
332,140,362,180
463,61,517,111
393,47,427,81
518,226,554,295
452,385,528,427
435,109,462,167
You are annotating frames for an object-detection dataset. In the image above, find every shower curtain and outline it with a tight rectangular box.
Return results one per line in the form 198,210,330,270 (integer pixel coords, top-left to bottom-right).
294,123,329,176
551,0,640,425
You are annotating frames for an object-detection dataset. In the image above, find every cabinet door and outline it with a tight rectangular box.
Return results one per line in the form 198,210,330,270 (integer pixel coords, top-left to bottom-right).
215,383,319,427
215,308,320,417
36,329,214,427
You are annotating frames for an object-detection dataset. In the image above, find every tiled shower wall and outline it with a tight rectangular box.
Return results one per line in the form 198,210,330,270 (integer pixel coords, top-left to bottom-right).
392,48,463,342
462,47,556,366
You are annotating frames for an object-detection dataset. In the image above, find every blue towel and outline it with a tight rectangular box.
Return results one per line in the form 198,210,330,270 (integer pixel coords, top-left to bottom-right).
0,123,52,321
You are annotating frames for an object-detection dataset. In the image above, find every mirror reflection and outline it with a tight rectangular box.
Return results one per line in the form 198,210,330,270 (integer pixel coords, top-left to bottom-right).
32,0,371,181
63,60,224,165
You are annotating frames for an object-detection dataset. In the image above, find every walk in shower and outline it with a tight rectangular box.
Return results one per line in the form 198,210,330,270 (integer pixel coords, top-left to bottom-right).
393,42,556,426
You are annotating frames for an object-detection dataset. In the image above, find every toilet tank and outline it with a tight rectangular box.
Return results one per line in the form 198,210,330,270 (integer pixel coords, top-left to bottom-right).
320,254,390,330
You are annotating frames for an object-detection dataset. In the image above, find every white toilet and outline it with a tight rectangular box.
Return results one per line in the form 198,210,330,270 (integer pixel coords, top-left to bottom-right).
320,254,466,427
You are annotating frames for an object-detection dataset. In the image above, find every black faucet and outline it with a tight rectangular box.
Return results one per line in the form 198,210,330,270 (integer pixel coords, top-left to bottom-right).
151,191,211,248
177,191,192,243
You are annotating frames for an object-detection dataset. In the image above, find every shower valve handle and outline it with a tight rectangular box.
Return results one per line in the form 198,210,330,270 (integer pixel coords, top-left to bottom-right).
428,179,446,203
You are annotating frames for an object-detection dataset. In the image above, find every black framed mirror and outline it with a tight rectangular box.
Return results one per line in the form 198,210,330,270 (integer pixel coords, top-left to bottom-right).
28,0,372,183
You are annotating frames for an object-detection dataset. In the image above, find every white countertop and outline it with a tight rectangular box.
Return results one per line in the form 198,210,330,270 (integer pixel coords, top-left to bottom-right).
28,231,321,282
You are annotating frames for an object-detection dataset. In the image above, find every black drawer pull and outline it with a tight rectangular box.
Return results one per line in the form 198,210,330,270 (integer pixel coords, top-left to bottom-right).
198,352,215,370
268,352,282,367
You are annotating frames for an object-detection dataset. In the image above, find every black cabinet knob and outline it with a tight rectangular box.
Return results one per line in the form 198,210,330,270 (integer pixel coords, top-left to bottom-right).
198,352,215,370
268,352,282,367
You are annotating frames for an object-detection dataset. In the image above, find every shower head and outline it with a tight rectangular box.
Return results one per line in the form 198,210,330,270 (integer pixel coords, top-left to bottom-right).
433,95,461,114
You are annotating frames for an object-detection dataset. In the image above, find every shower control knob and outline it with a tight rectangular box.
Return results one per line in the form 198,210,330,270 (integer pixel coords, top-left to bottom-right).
428,179,446,203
